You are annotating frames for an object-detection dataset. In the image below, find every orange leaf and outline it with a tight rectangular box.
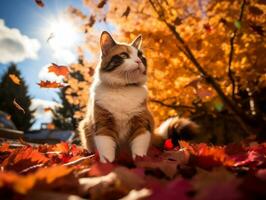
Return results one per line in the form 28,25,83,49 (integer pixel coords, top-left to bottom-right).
34,0,44,8
13,98,25,114
48,63,69,77
0,166,73,194
9,74,21,85
2,146,49,172
37,80,66,88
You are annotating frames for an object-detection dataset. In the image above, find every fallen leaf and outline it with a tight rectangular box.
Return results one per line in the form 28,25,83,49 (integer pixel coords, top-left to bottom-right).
149,178,192,200
2,146,49,172
135,149,189,178
48,63,69,77
13,98,25,114
37,81,66,88
9,74,21,85
0,166,74,194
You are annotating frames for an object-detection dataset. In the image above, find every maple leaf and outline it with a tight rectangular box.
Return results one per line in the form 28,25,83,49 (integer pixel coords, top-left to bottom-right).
13,98,25,114
48,63,69,77
8,74,21,85
135,149,189,178
192,168,242,200
0,166,74,194
89,162,117,176
34,0,44,8
2,146,49,172
37,80,66,88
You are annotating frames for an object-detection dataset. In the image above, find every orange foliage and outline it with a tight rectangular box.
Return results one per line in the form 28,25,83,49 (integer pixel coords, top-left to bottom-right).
64,0,266,127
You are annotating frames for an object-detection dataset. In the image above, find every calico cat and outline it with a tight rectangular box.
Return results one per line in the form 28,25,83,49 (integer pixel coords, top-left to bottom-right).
79,31,198,163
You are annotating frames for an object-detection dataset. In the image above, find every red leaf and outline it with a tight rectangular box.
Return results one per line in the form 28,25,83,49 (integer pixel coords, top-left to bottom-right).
48,63,69,77
149,178,192,200
37,81,66,88
89,162,117,176
2,146,49,172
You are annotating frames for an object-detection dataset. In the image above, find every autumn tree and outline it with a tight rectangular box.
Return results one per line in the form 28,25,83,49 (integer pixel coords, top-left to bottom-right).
0,64,35,131
65,0,266,143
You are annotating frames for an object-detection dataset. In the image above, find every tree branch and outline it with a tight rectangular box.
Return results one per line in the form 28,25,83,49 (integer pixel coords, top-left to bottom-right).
149,98,195,111
148,0,252,135
228,0,247,100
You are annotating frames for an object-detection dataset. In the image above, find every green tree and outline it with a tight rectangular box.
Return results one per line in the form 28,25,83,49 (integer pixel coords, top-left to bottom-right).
0,63,35,131
52,86,77,130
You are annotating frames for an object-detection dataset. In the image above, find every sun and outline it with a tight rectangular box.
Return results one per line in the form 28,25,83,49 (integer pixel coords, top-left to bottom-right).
44,14,80,50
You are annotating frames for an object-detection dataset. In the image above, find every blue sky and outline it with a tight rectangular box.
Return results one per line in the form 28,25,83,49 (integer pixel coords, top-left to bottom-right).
0,0,91,129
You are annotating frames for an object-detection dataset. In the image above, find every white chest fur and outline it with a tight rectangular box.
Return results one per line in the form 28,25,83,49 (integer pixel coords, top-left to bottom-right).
92,83,147,140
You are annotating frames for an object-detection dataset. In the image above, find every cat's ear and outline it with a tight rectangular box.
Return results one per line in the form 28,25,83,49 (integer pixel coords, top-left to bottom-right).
131,35,142,49
100,31,116,56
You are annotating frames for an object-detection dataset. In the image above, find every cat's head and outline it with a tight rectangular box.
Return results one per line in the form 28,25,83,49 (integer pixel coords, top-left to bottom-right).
98,31,147,87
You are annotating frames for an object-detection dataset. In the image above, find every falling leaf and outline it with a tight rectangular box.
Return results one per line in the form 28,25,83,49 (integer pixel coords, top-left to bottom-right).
121,6,130,18
86,15,96,28
97,0,107,8
46,32,55,43
9,74,21,85
13,99,25,114
34,0,44,8
44,107,52,112
37,81,66,88
48,63,69,77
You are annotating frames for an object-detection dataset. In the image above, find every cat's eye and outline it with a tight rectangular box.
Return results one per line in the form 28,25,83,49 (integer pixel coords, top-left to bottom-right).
120,52,129,59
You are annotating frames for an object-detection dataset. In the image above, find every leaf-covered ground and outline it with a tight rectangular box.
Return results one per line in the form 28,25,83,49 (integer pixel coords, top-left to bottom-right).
0,141,266,200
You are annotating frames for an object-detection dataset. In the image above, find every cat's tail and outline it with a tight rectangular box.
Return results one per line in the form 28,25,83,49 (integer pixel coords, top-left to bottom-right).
152,117,199,148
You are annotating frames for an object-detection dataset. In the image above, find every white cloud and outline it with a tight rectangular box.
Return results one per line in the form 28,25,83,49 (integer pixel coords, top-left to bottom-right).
38,64,64,82
30,98,61,119
0,19,41,64
30,98,61,129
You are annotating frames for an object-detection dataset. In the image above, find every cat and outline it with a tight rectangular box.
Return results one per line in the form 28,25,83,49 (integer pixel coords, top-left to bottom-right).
78,31,198,163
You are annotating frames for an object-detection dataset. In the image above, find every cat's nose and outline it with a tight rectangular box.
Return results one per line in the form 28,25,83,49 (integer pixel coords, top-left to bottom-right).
135,60,141,65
